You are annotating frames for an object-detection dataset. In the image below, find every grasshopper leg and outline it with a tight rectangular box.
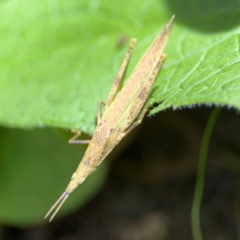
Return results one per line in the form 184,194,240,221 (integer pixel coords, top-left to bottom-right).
68,129,90,144
121,53,167,138
69,100,105,144
97,100,106,125
105,38,137,108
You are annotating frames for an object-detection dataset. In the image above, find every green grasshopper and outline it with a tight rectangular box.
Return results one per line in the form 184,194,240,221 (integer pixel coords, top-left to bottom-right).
45,16,174,221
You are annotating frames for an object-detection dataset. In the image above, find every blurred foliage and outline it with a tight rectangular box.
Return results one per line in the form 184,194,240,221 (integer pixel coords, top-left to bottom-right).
0,127,108,226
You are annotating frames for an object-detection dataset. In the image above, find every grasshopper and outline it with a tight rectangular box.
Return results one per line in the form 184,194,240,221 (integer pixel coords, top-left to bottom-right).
45,16,174,221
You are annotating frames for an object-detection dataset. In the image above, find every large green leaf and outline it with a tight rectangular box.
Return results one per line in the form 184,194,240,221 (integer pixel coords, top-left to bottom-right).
0,0,239,133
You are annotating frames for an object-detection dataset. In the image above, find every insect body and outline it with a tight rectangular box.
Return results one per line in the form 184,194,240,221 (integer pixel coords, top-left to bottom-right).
45,16,174,221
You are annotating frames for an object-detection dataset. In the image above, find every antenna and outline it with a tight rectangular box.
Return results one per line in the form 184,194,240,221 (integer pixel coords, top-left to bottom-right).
44,191,69,222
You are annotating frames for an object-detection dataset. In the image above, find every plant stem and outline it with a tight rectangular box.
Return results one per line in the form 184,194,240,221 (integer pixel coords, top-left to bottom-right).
191,108,221,240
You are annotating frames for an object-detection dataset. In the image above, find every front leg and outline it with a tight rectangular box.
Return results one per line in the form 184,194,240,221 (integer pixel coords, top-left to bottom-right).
105,38,137,108
68,129,90,144
69,100,105,144
97,101,105,125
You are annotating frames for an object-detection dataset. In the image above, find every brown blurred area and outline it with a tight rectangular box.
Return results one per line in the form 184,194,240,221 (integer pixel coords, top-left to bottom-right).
3,107,240,240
